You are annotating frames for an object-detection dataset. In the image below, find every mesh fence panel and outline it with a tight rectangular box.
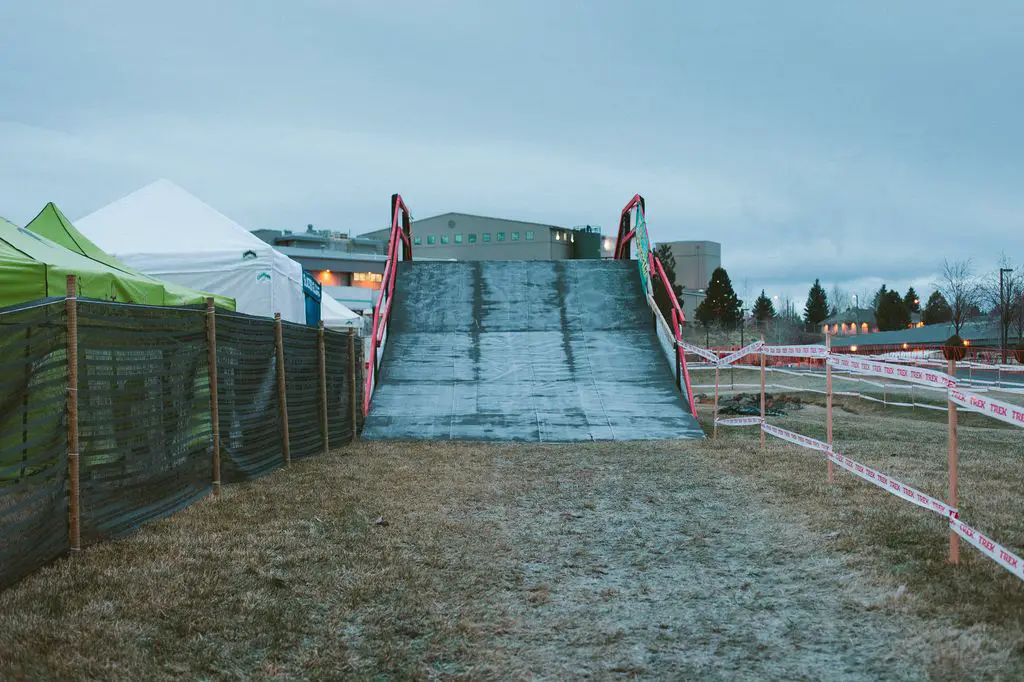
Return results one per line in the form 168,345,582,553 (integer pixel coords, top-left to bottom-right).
325,329,363,444
281,322,323,460
0,301,68,589
216,313,283,481
77,302,212,543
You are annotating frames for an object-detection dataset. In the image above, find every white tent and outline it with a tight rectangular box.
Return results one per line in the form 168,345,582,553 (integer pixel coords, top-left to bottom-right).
321,292,362,330
76,179,305,322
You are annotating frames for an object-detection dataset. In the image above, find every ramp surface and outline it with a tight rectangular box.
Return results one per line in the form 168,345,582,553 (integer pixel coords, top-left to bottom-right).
362,260,703,441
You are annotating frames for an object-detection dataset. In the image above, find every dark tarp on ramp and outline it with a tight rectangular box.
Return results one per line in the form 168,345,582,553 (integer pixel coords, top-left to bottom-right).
362,259,704,442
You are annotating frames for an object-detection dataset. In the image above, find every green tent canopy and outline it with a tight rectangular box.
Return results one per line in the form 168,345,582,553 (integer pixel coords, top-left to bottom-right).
25,203,235,310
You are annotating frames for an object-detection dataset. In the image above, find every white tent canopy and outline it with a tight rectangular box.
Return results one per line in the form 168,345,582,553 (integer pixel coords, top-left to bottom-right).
76,179,305,322
321,292,362,330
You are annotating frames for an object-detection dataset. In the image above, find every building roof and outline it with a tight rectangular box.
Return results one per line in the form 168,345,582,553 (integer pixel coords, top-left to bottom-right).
830,320,1001,348
823,308,876,326
358,211,569,239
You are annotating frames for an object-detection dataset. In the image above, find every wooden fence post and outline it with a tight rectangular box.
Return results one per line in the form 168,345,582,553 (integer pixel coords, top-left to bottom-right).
275,313,290,466
66,275,81,552
206,298,221,496
713,363,720,440
318,321,329,456
348,328,358,443
826,332,833,483
760,334,766,450
948,356,959,564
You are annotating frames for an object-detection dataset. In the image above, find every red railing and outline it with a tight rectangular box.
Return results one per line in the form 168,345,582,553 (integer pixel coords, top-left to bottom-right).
614,195,699,416
363,194,413,416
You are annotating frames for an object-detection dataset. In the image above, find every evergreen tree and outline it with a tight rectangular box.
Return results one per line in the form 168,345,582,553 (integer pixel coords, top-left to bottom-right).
651,244,685,324
752,289,775,327
876,290,911,331
698,267,743,329
922,290,953,325
803,279,830,327
903,287,921,314
871,284,888,311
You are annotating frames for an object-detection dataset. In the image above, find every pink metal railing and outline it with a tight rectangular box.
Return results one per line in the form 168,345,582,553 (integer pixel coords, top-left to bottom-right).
363,194,413,416
614,195,699,416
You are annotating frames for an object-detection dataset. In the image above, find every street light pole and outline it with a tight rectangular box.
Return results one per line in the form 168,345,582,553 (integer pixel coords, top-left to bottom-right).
1000,268,1013,364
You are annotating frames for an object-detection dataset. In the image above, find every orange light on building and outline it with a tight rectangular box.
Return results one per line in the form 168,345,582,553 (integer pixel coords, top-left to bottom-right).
964,339,971,347
851,345,858,352
902,343,909,350
317,269,340,286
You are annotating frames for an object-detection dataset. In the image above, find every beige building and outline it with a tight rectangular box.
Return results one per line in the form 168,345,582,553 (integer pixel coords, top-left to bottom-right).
362,212,614,261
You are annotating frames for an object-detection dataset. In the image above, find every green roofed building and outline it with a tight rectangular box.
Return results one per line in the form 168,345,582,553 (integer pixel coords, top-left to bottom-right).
24,203,234,310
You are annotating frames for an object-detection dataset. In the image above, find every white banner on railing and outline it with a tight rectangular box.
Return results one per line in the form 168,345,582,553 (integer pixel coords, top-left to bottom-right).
951,519,1024,582
718,340,765,367
823,450,957,519
715,416,764,427
949,388,1024,429
828,355,956,391
679,340,721,364
762,344,829,358
761,423,832,453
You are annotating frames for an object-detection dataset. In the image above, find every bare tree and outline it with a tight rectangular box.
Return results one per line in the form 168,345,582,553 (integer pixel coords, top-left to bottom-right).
829,284,850,315
980,255,1023,354
1013,290,1024,343
937,259,982,336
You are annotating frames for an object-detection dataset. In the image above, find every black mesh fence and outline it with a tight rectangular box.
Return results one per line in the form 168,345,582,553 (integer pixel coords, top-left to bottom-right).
325,329,364,443
77,302,212,543
281,322,323,460
216,312,283,482
0,300,68,588
1,297,362,591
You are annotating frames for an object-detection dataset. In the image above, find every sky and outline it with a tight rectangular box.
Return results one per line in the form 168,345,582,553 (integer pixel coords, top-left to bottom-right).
2,1,1023,310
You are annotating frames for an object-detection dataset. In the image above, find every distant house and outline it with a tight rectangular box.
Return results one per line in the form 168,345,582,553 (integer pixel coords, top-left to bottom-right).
830,321,1001,353
821,308,925,336
821,308,878,336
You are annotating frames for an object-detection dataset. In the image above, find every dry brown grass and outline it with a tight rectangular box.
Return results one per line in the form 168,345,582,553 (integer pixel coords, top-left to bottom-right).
1,404,1023,679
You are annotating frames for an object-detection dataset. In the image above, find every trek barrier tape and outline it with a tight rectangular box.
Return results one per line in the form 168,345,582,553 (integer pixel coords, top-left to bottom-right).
828,355,956,391
951,519,1024,581
714,416,764,427
679,340,721,364
718,340,765,367
823,450,958,519
761,344,829,358
761,423,833,453
949,387,1024,429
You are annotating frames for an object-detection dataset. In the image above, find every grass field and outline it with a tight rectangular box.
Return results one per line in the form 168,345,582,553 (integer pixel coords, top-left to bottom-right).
1,400,1023,679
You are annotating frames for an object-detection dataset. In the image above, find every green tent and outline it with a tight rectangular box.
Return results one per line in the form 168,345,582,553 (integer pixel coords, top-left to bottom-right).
25,203,235,310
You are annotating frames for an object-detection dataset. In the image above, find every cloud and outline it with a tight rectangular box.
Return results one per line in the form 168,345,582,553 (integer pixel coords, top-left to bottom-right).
1,0,1023,307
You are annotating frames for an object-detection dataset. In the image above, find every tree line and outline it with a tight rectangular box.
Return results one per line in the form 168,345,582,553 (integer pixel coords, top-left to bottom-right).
652,245,1024,347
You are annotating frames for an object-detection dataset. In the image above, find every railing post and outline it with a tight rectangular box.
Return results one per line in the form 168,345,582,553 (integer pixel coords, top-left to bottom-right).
318,321,328,456
206,297,221,496
349,328,359,443
713,363,720,440
948,356,959,564
760,334,766,450
274,313,290,466
65,275,81,552
826,332,833,483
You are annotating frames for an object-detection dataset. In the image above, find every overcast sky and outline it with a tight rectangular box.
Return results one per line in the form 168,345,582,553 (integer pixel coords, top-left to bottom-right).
2,1,1022,308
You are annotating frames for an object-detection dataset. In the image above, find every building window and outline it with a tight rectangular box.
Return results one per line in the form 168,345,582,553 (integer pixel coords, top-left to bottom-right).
497,231,505,241
526,231,534,241
427,235,436,245
455,233,463,244
413,236,421,245
482,233,491,242
554,232,561,241
570,233,574,242
352,272,383,283
511,231,520,241
468,233,477,243
441,234,450,244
